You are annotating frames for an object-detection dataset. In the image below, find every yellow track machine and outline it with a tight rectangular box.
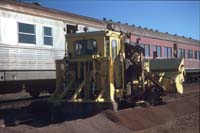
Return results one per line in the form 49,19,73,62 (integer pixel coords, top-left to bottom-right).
47,30,185,121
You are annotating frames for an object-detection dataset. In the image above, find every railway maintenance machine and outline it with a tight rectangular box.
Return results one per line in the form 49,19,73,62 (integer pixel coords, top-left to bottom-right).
46,30,185,121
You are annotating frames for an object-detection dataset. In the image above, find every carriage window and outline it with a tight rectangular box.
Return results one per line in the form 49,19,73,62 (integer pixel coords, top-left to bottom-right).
178,48,185,58
153,45,162,57
111,39,118,60
144,44,150,57
18,23,36,44
164,47,172,58
67,24,77,33
168,47,172,58
194,51,200,60
43,26,53,46
194,51,197,59
199,51,200,60
157,46,162,57
187,50,193,59
74,39,97,55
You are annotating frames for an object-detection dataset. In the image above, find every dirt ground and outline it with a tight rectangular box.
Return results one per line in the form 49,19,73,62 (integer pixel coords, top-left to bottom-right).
138,112,199,133
0,83,199,133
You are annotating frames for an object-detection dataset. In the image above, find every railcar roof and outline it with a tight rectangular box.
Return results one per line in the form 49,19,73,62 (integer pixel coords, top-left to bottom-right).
104,21,200,46
0,0,199,46
0,0,105,29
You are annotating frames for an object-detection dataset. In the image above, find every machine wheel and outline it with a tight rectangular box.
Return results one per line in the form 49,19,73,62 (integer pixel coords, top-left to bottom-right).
29,90,40,98
145,87,162,106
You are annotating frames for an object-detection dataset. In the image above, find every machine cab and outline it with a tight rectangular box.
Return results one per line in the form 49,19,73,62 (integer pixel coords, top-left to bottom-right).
66,30,123,61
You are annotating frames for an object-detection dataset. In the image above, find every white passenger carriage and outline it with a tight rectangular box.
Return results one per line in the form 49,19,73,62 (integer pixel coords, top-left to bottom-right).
0,1,104,97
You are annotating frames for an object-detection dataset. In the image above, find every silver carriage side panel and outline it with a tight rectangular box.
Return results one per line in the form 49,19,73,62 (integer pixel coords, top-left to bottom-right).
0,10,65,81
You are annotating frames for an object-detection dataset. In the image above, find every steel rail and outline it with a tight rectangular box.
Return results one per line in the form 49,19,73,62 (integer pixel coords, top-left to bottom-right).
164,90,199,102
0,95,50,109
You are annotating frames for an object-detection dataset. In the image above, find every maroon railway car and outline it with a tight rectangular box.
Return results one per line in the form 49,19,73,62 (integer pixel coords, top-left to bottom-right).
130,34,200,82
103,19,199,82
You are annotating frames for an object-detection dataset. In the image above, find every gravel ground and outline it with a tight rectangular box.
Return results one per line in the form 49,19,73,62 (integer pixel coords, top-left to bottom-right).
138,112,199,133
0,83,199,133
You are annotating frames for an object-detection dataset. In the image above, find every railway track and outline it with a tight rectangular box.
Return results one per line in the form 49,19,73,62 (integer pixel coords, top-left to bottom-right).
0,89,198,110
0,84,198,127
164,89,200,102
0,95,51,127
135,89,200,108
0,95,50,110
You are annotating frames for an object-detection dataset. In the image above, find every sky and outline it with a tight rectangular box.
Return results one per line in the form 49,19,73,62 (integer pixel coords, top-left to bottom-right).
24,0,200,40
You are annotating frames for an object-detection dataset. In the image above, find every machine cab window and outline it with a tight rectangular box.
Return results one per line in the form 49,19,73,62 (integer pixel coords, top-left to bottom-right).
111,39,118,60
74,39,97,55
